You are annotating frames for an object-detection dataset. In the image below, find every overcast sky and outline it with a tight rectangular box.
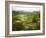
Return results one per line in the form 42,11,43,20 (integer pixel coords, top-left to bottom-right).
12,4,40,12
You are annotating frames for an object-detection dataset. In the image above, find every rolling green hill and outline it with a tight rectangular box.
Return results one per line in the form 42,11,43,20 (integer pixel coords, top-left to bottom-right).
12,11,40,31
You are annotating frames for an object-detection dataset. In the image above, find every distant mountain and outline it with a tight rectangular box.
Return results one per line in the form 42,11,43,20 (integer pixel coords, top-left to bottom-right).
12,11,40,16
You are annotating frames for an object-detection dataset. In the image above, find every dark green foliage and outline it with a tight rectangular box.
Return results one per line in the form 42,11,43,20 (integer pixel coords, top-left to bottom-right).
12,11,40,31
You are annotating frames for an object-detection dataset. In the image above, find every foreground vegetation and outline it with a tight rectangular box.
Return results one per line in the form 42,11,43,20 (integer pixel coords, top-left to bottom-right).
12,11,40,31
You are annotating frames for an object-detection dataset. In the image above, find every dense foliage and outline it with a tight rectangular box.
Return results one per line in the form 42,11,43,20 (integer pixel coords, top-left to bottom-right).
12,11,40,31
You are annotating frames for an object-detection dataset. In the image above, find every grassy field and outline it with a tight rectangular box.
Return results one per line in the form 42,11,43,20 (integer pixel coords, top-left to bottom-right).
12,11,40,31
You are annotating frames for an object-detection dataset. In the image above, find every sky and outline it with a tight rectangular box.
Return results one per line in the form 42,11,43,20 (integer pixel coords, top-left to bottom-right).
12,4,40,12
